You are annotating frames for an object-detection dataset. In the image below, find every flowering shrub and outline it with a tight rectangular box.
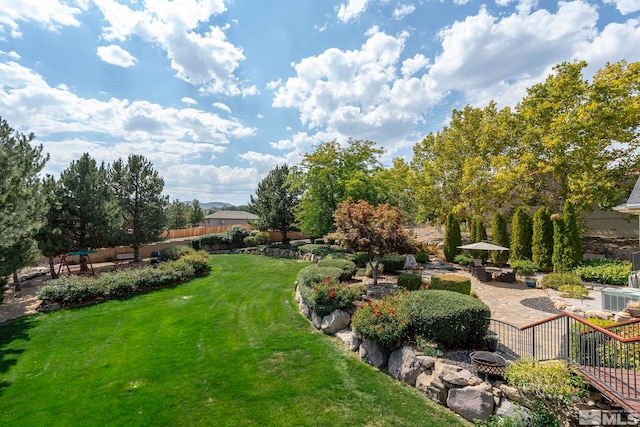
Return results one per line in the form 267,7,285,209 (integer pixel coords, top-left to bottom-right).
351,293,409,349
309,276,366,317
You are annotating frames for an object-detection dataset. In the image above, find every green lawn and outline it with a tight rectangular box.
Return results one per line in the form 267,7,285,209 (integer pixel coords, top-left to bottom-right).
0,255,468,426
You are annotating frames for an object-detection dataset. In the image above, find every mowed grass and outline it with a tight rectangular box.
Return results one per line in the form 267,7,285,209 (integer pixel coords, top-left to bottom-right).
0,255,468,426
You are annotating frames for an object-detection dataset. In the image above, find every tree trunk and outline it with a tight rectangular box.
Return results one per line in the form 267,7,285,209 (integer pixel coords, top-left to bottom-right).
79,255,88,272
370,259,379,287
48,256,57,279
13,270,21,291
280,230,287,243
134,245,141,263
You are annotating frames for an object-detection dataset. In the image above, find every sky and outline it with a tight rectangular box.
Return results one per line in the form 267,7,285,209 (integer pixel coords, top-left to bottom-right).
0,0,639,205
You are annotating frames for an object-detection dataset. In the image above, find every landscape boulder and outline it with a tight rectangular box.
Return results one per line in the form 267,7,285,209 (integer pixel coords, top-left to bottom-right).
359,338,388,369
335,328,362,351
447,384,494,421
388,346,421,385
321,310,350,335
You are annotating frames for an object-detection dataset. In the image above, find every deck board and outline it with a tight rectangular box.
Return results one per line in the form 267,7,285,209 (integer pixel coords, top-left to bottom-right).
578,366,640,417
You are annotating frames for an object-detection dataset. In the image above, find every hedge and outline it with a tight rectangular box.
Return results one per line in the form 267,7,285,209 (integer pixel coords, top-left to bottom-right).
430,274,471,295
37,251,211,306
298,244,332,258
381,255,405,273
317,259,357,282
397,273,422,291
573,259,631,286
325,252,358,263
403,290,490,348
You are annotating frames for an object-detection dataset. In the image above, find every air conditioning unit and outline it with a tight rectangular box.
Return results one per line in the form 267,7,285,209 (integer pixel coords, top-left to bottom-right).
601,287,640,312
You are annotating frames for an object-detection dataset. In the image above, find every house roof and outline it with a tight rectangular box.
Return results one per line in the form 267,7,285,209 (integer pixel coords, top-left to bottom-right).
204,210,259,220
613,177,640,214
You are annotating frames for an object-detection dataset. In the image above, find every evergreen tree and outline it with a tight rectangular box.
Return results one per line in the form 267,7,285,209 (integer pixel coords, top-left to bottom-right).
249,164,301,243
35,176,67,278
490,212,509,267
444,213,462,262
563,201,583,267
58,153,119,271
474,218,488,262
165,199,190,230
110,154,168,262
0,117,48,281
189,199,205,226
552,214,574,272
510,206,533,261
532,206,554,272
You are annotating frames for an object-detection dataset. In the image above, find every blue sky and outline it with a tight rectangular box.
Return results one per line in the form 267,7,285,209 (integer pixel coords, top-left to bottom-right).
0,0,638,205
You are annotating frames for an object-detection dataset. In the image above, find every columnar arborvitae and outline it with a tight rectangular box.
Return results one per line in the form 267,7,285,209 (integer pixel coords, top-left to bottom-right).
563,200,583,267
491,212,509,267
552,214,574,272
532,206,554,272
510,206,533,261
474,218,488,262
469,217,478,243
444,213,462,262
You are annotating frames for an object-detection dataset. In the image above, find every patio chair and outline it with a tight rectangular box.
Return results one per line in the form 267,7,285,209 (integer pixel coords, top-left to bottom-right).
469,259,482,277
476,266,492,282
497,268,517,283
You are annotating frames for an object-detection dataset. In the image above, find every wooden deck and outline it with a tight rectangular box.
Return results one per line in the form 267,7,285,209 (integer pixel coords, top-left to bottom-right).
578,366,640,417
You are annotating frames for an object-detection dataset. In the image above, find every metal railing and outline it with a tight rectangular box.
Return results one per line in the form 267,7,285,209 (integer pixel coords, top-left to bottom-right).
487,314,640,401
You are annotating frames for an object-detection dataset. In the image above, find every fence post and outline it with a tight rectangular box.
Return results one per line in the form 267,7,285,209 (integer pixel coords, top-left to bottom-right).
532,327,536,359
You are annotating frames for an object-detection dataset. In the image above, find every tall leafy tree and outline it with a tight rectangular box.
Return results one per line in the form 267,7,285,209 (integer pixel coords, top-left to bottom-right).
490,212,509,267
249,164,301,243
294,139,383,236
532,206,554,272
58,153,119,271
110,154,168,262
189,199,205,227
443,213,462,262
333,199,414,287
0,117,48,281
510,207,533,261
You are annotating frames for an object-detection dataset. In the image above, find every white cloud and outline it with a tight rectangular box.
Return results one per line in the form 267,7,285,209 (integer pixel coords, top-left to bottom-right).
212,102,231,113
603,0,640,15
453,0,471,5
266,79,282,90
393,4,416,20
93,0,255,96
0,0,85,37
96,45,137,68
401,54,430,77
337,0,370,23
181,97,198,105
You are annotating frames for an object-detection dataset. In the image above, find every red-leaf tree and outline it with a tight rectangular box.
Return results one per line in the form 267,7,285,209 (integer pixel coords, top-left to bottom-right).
333,198,414,286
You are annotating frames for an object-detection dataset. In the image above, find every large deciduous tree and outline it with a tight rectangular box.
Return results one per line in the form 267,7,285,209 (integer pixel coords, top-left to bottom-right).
295,139,383,236
334,199,414,287
249,164,301,243
0,117,48,283
110,154,168,262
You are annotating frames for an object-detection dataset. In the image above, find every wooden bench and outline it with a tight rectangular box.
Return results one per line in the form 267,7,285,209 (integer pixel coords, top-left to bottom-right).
113,253,135,268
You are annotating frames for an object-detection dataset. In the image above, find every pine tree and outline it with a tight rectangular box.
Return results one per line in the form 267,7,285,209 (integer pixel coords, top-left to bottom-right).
532,206,554,272
510,206,533,261
491,212,509,267
563,201,583,267
444,213,462,262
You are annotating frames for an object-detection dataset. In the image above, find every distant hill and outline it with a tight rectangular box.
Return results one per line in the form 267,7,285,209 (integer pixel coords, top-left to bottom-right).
200,201,234,210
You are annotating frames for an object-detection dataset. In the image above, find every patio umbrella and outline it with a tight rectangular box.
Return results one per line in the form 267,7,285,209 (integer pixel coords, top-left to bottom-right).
457,241,509,251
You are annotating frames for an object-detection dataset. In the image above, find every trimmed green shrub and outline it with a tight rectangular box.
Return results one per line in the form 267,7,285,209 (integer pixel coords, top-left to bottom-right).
325,252,357,263
511,259,537,276
444,213,462,262
160,245,195,261
573,259,631,286
317,259,357,281
429,274,471,295
314,238,325,244
415,252,430,263
266,242,299,251
381,255,405,273
243,236,259,247
490,212,509,267
296,264,364,316
564,201,583,267
511,206,533,261
397,273,422,291
352,293,409,349
250,231,270,245
296,264,344,288
541,272,582,290
552,214,574,273
402,289,490,348
532,206,554,272
354,252,369,267
558,284,588,299
298,244,332,258
454,253,471,266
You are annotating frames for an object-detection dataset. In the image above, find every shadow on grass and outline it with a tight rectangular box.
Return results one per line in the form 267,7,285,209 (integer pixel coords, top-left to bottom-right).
0,316,34,395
